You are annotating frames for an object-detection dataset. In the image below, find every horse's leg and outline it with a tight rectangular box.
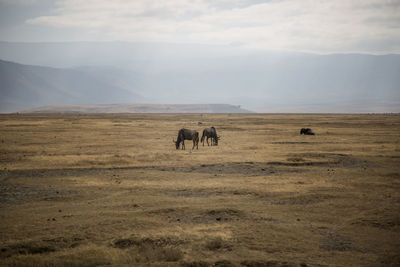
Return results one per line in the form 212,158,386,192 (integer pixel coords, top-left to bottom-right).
206,136,209,146
182,140,185,150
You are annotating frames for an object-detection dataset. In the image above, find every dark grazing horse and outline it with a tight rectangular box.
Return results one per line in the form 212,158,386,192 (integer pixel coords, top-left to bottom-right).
300,128,315,135
174,128,199,150
201,126,219,146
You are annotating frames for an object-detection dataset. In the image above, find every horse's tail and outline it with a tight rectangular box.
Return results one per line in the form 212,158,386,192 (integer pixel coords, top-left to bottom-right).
200,130,205,143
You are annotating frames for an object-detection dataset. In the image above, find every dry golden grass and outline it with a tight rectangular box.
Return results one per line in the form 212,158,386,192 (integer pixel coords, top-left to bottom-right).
0,113,399,266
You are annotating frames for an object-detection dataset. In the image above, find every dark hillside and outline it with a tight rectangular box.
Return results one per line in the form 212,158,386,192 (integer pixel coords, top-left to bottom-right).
0,60,142,113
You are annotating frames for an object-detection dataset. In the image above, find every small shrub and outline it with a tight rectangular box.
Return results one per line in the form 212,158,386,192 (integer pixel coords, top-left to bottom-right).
205,237,233,251
205,238,223,250
140,244,182,262
162,247,183,262
287,157,305,162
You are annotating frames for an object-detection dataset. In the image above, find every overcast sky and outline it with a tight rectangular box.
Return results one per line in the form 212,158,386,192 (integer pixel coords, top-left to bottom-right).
0,0,399,54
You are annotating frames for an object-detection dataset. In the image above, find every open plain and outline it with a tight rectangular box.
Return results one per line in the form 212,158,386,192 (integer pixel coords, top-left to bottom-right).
0,113,399,266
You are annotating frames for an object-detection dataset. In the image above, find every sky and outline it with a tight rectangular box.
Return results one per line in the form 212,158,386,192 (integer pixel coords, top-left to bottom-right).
0,0,399,54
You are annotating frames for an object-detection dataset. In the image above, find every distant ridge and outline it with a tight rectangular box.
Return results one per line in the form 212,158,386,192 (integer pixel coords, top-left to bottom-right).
21,104,253,114
0,59,143,113
2,42,399,113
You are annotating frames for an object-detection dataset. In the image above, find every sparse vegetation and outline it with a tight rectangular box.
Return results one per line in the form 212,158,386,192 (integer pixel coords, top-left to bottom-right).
0,113,399,266
205,237,233,251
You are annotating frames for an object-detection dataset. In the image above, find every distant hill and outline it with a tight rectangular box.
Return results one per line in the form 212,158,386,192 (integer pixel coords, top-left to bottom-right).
21,104,253,113
0,59,143,113
1,42,400,113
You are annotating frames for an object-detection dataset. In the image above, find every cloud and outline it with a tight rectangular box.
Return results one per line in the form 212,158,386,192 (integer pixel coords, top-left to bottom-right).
0,0,44,5
26,0,400,54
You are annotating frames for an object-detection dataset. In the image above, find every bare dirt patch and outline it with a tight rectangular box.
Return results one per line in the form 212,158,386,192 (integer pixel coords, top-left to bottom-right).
271,193,337,205
320,232,353,252
147,207,245,224
0,181,77,204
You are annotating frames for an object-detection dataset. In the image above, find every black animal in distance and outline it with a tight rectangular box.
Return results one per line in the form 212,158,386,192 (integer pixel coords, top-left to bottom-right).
300,128,315,135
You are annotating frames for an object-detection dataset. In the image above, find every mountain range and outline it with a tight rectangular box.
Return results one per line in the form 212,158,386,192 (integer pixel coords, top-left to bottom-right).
0,41,399,113
0,59,143,112
21,104,252,114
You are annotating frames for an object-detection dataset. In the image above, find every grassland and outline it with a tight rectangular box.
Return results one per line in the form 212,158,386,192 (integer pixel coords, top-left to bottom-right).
0,113,399,267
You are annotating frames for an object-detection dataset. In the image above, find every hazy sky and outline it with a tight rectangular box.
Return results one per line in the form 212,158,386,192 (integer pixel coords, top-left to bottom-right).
0,0,399,54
